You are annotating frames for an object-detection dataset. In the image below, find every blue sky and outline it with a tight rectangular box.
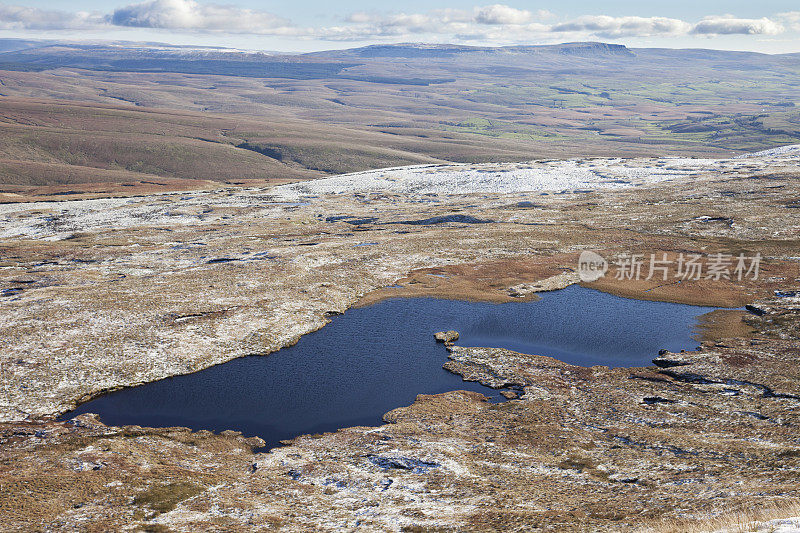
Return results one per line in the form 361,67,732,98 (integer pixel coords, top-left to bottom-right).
2,1,799,53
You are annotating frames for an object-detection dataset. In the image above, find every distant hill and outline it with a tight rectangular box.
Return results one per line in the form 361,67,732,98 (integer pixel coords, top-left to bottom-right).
0,39,54,53
0,39,794,80
0,38,798,201
311,42,635,60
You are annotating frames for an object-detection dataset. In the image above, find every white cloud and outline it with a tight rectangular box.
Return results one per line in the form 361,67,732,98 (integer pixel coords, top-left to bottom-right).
778,11,800,32
338,9,475,40
328,8,789,42
552,15,692,37
692,15,784,35
475,5,533,25
332,5,554,40
337,13,441,38
0,2,792,44
0,5,107,30
110,0,292,33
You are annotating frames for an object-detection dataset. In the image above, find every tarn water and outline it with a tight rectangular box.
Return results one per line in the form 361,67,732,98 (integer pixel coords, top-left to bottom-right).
61,285,717,448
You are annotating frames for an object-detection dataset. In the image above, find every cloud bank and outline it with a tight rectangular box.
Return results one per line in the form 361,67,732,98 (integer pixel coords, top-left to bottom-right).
0,5,106,30
779,11,800,32
550,16,692,38
475,5,535,25
0,1,793,43
692,15,784,35
110,0,290,32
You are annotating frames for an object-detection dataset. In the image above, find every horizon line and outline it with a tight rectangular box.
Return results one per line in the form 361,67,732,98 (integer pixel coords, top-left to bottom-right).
1,36,798,56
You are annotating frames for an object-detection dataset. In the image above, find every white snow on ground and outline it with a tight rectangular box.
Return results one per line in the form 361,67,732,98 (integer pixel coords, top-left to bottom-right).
272,146,798,199
0,145,795,241
0,189,300,240
735,143,800,159
714,516,800,533
272,158,713,199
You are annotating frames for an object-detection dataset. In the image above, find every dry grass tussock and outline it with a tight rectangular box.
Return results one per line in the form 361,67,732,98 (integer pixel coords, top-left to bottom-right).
642,501,800,533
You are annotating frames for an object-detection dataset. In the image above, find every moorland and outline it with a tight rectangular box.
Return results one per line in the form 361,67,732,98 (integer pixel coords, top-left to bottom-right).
0,40,798,200
1,39,800,532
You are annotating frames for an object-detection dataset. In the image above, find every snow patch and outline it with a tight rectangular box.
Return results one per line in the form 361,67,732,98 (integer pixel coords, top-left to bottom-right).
734,144,800,159
273,158,713,198
273,147,797,199
714,516,800,533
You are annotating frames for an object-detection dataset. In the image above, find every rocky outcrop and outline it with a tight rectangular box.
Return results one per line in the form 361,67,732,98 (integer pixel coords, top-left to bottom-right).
434,330,459,343
652,350,695,368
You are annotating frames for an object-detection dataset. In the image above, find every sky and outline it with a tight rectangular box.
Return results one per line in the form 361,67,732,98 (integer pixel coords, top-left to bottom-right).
1,1,799,53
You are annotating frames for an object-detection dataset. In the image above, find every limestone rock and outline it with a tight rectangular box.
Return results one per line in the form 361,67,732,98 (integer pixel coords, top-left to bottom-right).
652,351,694,368
434,330,459,343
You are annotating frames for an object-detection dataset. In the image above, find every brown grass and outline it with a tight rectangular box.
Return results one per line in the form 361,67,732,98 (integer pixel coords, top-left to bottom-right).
643,501,800,533
695,309,756,344
133,482,205,515
355,257,573,306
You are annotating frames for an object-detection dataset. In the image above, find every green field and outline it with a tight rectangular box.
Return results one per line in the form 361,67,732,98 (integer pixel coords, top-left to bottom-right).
0,41,798,197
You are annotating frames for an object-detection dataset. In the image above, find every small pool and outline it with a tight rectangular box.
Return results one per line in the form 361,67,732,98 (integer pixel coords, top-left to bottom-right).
61,285,717,448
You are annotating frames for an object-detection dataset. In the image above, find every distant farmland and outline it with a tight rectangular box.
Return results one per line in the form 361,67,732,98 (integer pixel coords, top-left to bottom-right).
0,41,798,200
